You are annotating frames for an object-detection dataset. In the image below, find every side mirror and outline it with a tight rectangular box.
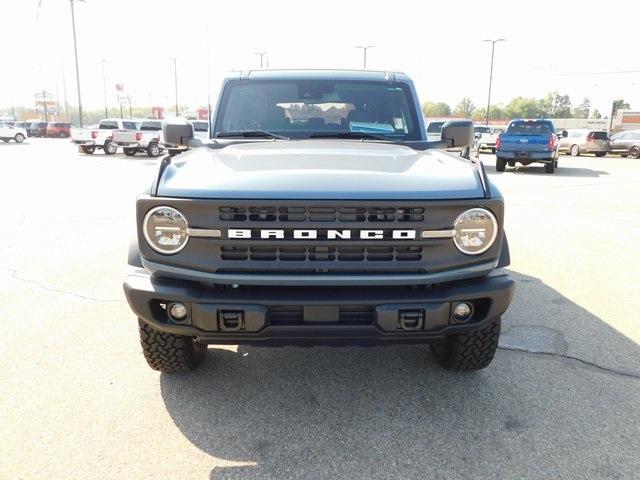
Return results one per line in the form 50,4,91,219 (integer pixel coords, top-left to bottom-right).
440,119,474,148
561,130,568,138
162,117,193,146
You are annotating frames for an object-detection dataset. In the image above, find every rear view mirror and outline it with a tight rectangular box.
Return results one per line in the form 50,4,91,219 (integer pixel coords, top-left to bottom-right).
440,120,474,148
163,117,194,146
561,130,568,138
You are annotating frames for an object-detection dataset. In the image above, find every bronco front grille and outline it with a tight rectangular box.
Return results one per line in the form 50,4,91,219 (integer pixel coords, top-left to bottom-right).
219,206,425,223
220,245,423,262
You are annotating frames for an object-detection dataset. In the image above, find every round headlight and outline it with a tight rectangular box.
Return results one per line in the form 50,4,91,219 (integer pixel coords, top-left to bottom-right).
143,206,189,254
453,208,498,255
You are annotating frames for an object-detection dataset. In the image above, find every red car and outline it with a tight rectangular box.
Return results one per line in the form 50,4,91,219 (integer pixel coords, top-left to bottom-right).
46,122,74,138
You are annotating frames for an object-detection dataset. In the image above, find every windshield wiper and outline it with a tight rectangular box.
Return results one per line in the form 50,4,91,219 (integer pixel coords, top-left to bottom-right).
216,130,289,140
309,132,398,142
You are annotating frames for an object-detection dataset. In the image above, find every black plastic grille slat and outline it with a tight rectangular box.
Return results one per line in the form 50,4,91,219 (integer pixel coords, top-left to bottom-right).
220,205,425,223
220,245,422,262
268,305,374,325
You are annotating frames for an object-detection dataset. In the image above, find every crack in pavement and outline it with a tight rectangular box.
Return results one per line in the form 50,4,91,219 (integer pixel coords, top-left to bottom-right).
4,268,125,304
498,346,640,381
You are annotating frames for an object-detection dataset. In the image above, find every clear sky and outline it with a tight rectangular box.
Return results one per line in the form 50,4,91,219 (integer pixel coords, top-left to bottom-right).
3,0,639,116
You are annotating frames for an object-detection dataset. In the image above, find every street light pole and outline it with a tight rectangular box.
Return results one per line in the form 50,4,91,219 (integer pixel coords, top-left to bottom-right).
69,0,84,127
255,51,267,69
101,59,108,118
171,57,179,116
356,45,374,69
482,38,505,126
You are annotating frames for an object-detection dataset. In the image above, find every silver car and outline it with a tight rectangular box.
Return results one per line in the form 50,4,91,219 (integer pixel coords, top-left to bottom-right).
557,129,609,157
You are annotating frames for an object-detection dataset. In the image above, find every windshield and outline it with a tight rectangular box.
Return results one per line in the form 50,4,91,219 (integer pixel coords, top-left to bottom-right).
426,122,444,133
140,121,162,131
192,121,208,132
474,126,492,134
215,79,420,140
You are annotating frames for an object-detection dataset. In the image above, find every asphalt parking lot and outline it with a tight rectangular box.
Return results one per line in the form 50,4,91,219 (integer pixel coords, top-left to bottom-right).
2,138,639,479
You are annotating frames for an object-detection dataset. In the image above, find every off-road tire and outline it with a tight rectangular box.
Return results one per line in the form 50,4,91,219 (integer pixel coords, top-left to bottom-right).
123,148,137,157
138,319,207,373
81,145,96,154
545,161,555,173
594,152,606,157
431,317,501,371
14,133,25,143
147,142,161,157
491,147,496,154
495,157,506,172
630,146,640,159
103,140,117,155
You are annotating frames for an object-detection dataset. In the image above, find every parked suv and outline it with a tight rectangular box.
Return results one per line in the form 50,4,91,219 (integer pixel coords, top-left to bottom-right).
609,130,640,158
28,121,48,137
0,121,27,143
124,70,514,374
46,122,74,138
557,129,609,157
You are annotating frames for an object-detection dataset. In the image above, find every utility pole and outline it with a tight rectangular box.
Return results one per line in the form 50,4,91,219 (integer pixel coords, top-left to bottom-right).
255,51,267,69
356,45,374,69
206,28,212,119
101,59,108,118
171,57,179,116
69,0,84,127
482,38,506,125
42,89,48,121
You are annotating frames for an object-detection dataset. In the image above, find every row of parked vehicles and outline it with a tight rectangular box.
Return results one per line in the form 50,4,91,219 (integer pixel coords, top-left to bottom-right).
6,121,76,138
71,118,209,157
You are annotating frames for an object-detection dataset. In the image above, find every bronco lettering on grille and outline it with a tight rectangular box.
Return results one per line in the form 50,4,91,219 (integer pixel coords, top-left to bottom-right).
227,229,417,240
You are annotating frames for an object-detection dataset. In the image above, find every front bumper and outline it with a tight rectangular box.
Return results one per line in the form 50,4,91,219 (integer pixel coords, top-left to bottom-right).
124,270,514,345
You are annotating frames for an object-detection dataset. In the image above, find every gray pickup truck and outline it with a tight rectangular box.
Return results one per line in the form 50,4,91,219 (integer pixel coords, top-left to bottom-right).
124,70,514,374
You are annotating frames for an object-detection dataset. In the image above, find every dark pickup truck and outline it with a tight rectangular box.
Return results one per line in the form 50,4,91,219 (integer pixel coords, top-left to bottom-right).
495,119,562,173
124,70,514,374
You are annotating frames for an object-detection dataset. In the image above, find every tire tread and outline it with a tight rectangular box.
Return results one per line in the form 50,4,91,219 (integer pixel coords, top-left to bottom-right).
138,319,206,373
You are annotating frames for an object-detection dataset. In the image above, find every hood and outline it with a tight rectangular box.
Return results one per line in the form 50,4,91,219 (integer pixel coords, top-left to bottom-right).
156,140,484,200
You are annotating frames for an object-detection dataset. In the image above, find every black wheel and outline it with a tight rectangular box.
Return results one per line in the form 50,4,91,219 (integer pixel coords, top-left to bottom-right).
495,157,506,172
123,148,137,157
147,142,161,157
570,144,580,156
594,152,606,157
14,133,25,143
545,161,555,173
507,160,515,167
80,145,96,154
491,148,496,154
168,148,181,157
630,146,640,159
138,319,207,373
431,317,501,370
103,140,117,155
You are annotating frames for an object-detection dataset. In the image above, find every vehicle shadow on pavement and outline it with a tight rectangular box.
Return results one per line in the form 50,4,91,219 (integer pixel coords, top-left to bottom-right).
483,163,609,178
159,270,640,480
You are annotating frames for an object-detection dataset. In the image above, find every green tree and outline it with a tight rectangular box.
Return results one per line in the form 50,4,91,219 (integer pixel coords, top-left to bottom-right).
590,109,602,119
572,98,591,119
611,99,630,117
453,98,475,118
504,97,541,119
472,105,506,121
422,101,451,117
539,92,572,118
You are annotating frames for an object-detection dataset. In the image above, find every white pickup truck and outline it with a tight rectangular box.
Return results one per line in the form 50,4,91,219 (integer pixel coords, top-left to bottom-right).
473,125,499,153
112,120,164,157
71,118,139,155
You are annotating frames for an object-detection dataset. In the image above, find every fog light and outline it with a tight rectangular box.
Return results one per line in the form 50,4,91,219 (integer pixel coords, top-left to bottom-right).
452,302,473,323
169,302,188,321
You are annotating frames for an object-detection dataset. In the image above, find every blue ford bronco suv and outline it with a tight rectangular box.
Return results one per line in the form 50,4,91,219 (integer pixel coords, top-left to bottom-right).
123,70,514,373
